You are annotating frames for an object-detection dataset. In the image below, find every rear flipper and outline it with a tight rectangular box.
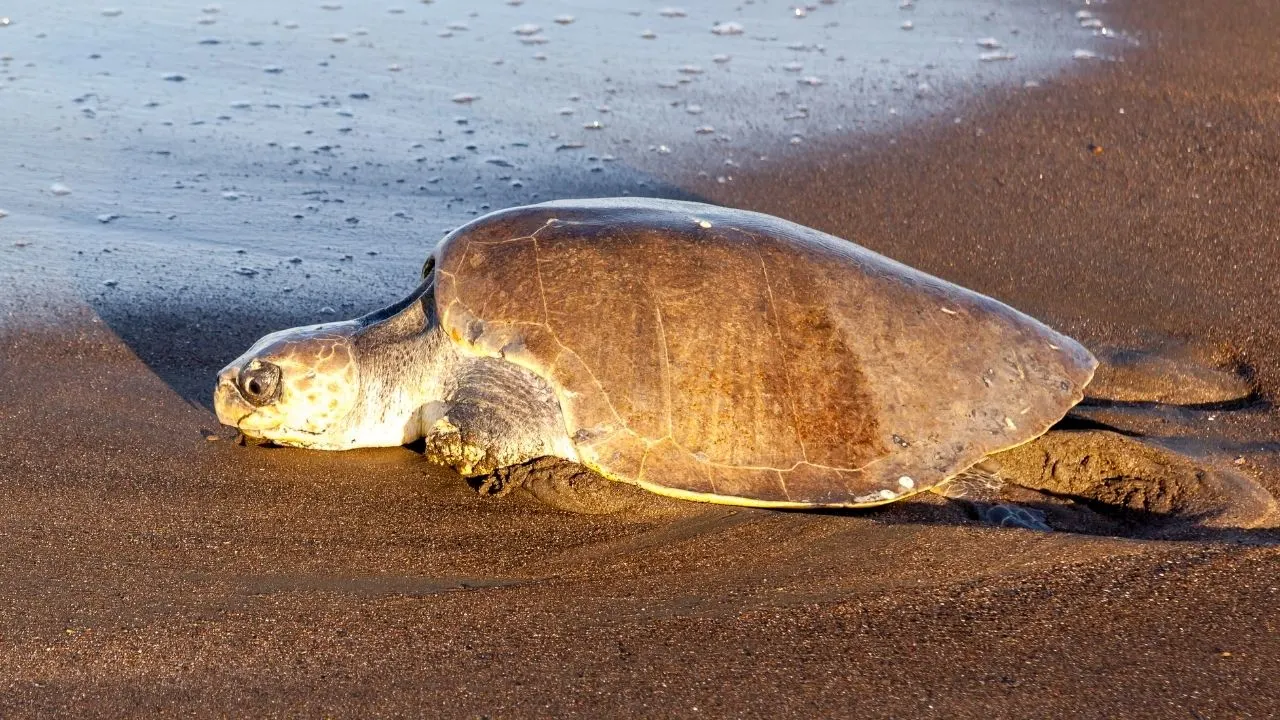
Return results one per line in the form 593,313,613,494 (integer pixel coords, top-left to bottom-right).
931,463,1053,532
1084,344,1254,406
990,429,1277,537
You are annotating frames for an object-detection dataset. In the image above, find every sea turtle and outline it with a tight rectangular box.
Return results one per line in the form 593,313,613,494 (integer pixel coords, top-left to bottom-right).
212,198,1265,531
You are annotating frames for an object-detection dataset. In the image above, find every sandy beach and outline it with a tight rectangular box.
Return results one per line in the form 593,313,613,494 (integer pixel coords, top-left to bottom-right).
1,0,1278,717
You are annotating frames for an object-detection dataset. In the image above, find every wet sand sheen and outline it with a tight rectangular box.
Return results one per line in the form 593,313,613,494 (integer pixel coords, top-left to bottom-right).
3,0,1280,717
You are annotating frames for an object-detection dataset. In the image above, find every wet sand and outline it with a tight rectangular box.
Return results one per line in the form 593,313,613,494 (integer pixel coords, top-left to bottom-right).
3,0,1280,717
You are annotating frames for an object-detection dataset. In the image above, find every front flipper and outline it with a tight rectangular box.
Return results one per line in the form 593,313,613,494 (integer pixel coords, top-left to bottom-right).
420,356,679,515
931,462,1053,532
422,356,574,477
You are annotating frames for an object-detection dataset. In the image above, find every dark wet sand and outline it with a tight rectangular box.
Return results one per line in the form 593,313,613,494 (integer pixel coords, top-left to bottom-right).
3,0,1280,717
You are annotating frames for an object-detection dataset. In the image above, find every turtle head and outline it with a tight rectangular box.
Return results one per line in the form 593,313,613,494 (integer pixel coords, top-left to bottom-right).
214,321,364,449
214,276,444,450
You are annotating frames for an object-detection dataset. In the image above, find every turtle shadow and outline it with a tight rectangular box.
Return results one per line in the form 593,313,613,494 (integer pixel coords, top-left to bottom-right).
81,185,710,412
90,300,345,412
843,496,1280,546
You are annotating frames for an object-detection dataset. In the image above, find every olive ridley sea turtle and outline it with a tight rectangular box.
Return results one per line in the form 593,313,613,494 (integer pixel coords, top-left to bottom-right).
214,198,1274,532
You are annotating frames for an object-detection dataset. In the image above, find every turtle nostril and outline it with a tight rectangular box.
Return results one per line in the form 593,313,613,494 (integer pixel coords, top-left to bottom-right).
237,362,283,406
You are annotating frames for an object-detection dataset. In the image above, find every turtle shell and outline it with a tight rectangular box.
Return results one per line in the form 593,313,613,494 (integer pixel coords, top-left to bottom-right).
432,198,1096,507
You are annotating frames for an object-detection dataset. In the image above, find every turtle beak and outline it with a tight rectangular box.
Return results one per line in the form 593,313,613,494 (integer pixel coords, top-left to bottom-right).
213,366,253,428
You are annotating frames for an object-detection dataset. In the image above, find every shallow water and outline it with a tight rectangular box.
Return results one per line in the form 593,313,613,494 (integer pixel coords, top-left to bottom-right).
0,0,1120,379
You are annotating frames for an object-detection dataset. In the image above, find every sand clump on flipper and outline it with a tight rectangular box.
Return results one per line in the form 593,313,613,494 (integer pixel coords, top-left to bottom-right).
479,456,688,517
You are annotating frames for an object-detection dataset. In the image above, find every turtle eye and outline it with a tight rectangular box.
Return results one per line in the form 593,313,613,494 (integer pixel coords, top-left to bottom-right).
238,362,282,406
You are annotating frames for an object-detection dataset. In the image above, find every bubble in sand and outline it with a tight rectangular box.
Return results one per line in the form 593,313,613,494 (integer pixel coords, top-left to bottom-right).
330,33,348,42
446,21,469,31
97,213,119,223
659,8,687,18
230,100,251,109
452,92,479,103
103,280,119,287
583,120,604,130
557,106,574,115
197,16,216,25
678,65,704,75
783,61,803,72
0,209,9,219
711,21,744,35
900,20,914,30
49,182,72,195
532,52,547,60
641,30,657,39
979,51,1016,62
793,7,808,18
520,34,549,45
283,20,299,29
1072,48,1102,60
512,23,541,35
0,17,11,27
694,125,715,134
799,76,823,86
101,8,123,17
686,104,703,114
977,37,1001,49
221,191,243,200
554,15,575,25
713,53,731,63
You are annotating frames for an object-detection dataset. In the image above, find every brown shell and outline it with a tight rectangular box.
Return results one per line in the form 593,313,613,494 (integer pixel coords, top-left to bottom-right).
432,198,1096,507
